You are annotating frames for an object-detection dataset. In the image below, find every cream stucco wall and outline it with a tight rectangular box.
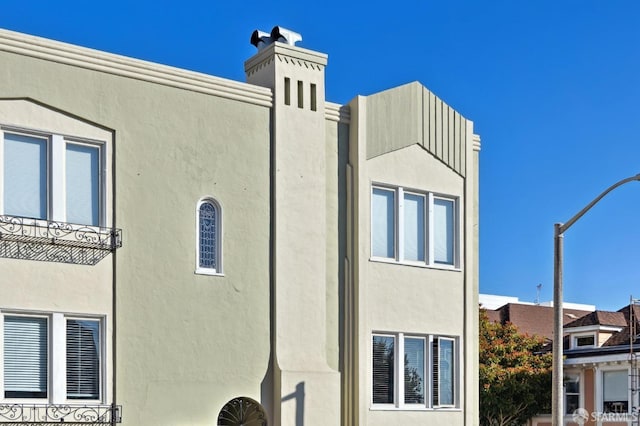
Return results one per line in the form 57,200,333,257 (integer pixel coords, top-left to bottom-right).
0,99,116,405
0,28,479,426
245,41,341,426
362,148,466,426
0,36,272,425
347,86,478,425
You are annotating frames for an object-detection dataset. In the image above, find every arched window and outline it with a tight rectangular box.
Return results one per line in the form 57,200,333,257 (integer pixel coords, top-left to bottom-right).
196,197,222,275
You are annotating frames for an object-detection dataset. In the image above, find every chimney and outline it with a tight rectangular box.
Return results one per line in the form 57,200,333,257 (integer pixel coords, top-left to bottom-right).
244,27,339,426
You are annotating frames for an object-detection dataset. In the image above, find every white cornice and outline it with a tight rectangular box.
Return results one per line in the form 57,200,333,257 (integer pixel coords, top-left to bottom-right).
325,103,350,123
0,28,273,108
564,352,630,366
472,134,481,152
566,325,624,334
244,42,328,77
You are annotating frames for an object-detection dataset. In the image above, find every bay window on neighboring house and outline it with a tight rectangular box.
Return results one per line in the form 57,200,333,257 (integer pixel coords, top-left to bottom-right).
2,312,103,402
372,333,458,409
602,369,629,413
1,127,104,226
371,185,458,268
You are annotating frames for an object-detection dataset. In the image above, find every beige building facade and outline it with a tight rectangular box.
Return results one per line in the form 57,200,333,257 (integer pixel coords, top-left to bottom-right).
0,26,479,425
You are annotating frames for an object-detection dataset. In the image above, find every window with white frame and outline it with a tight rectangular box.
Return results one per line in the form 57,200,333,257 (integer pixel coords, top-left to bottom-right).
573,334,595,348
2,313,102,401
372,333,458,409
602,369,629,413
565,373,580,414
196,197,222,275
1,128,104,226
371,185,458,267
432,337,455,406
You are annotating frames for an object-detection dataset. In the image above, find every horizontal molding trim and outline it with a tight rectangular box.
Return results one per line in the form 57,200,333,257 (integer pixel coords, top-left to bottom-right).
325,103,350,123
0,29,274,108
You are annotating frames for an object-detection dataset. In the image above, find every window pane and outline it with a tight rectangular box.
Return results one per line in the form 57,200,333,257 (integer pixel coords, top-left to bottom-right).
372,188,395,258
603,370,628,412
565,375,579,394
434,198,454,265
199,202,217,269
4,133,47,219
66,144,100,225
404,337,425,404
565,374,580,414
576,335,595,347
403,193,425,262
566,395,580,414
372,335,395,404
434,338,454,406
67,319,100,399
4,316,48,398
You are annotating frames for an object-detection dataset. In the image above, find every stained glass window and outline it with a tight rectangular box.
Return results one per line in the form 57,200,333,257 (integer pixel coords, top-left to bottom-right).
199,201,217,270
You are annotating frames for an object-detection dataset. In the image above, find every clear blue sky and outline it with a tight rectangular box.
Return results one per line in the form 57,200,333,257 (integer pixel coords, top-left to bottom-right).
3,1,640,311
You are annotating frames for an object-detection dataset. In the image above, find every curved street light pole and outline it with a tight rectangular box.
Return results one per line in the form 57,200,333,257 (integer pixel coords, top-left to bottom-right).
552,174,640,426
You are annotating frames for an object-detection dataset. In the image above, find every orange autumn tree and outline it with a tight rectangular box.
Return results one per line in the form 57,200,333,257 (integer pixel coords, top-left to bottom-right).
479,310,553,426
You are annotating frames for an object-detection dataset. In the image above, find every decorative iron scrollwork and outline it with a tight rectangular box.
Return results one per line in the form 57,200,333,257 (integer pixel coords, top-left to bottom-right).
218,397,267,426
0,215,122,265
0,403,121,424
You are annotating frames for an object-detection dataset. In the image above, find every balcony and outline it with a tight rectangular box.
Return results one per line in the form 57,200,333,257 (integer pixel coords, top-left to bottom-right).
0,215,122,266
0,404,121,424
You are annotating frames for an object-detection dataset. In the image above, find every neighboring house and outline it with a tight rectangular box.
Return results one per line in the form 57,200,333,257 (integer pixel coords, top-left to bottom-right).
483,296,640,425
480,294,594,340
521,303,640,426
0,26,480,425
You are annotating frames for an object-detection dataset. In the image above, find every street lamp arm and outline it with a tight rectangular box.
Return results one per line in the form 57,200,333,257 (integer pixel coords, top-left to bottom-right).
559,173,640,234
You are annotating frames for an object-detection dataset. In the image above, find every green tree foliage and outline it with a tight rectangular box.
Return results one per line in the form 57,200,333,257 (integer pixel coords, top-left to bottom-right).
479,310,553,426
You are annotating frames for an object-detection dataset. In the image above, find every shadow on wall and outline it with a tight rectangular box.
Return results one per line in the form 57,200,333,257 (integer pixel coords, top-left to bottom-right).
282,382,305,426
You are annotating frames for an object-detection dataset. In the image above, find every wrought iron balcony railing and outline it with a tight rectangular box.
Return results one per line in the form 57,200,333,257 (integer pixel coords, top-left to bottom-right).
0,215,122,266
0,403,122,424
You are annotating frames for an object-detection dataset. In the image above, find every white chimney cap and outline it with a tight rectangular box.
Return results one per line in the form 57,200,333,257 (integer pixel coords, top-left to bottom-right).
251,26,302,50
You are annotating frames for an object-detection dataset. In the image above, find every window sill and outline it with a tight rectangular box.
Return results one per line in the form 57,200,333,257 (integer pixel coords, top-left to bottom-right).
369,257,461,272
370,405,461,411
195,268,224,277
1,398,104,404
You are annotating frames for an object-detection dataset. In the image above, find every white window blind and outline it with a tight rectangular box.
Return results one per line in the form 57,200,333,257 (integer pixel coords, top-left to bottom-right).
66,319,100,399
404,337,425,404
4,316,48,398
403,193,425,262
66,144,100,226
434,198,454,265
3,133,47,219
372,188,395,258
603,370,628,402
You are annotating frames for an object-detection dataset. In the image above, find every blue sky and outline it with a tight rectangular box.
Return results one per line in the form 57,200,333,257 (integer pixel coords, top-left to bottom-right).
3,1,640,311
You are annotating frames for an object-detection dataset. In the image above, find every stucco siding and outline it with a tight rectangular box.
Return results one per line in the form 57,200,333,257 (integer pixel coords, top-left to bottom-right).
0,46,272,425
365,82,468,178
